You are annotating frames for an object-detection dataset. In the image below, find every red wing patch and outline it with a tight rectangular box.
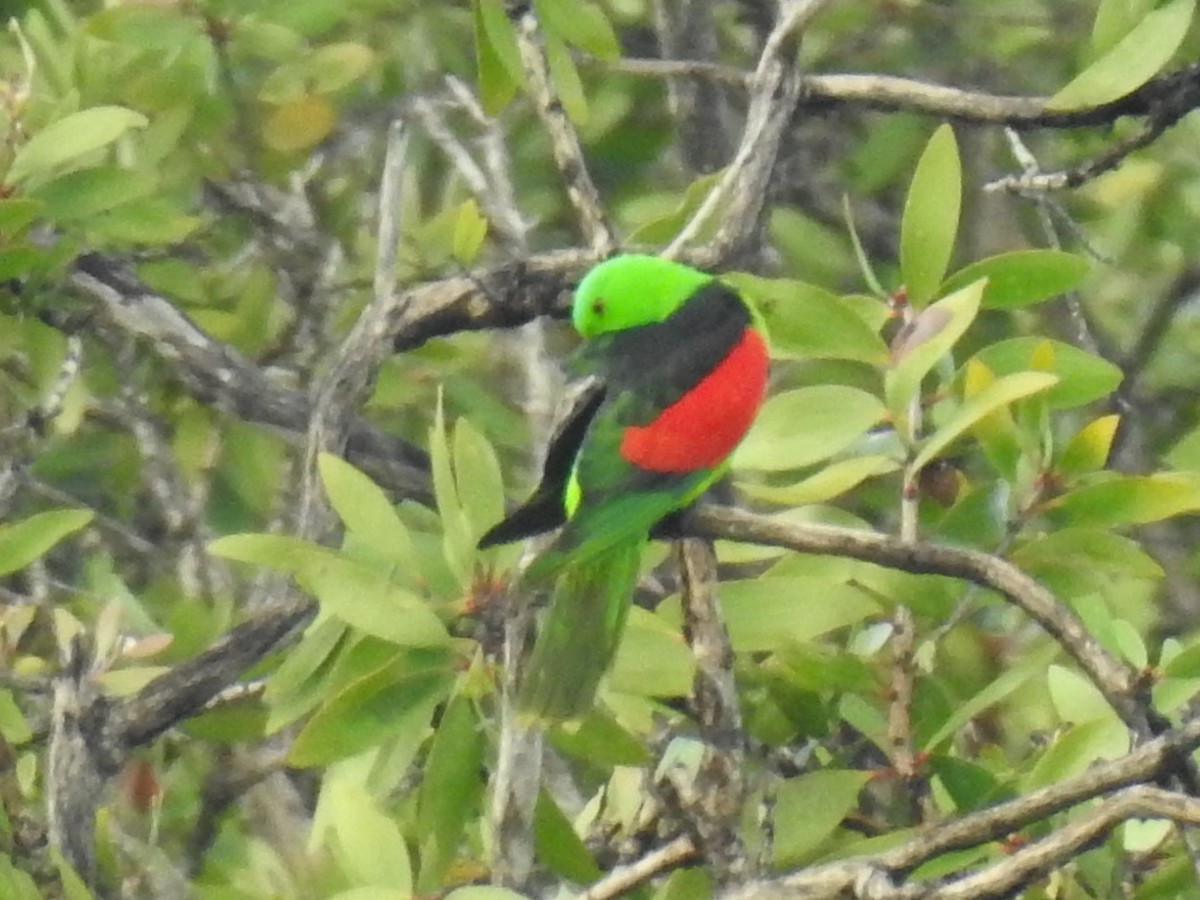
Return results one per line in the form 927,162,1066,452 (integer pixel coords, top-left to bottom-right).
619,328,768,473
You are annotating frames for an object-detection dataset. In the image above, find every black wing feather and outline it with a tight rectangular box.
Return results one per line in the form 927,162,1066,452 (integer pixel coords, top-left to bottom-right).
477,379,606,548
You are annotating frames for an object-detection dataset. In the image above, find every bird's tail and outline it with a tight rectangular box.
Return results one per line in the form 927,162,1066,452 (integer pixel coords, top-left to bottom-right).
517,539,642,722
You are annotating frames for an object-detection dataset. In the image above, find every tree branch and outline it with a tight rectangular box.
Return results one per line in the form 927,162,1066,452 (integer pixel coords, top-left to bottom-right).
506,1,615,255
602,58,1200,129
684,505,1151,734
723,716,1200,899
68,253,432,504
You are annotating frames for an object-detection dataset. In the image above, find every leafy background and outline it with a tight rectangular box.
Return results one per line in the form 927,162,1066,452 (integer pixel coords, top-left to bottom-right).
3,0,1200,898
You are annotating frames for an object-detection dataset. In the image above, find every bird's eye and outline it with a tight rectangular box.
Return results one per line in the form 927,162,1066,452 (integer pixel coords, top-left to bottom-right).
591,298,605,316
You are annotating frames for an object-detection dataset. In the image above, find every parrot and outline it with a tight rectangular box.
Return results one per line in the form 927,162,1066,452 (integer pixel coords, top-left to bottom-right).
478,254,769,721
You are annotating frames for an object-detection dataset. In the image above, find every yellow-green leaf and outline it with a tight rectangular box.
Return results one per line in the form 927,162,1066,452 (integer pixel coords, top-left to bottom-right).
735,385,888,472
1049,473,1200,528
318,453,418,570
910,371,1059,474
1048,0,1195,110
7,106,149,185
740,455,900,506
885,279,984,430
900,124,961,305
773,769,873,865
1057,415,1120,478
452,199,490,265
263,96,336,152
0,509,93,578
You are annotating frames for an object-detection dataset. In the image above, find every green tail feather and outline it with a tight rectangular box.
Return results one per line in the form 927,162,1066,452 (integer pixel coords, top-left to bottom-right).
517,539,643,722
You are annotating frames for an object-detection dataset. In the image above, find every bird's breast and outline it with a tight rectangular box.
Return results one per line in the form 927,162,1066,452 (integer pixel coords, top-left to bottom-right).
618,327,768,473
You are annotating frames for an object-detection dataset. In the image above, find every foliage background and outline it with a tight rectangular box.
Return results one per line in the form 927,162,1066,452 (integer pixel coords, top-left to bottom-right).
3,0,1200,898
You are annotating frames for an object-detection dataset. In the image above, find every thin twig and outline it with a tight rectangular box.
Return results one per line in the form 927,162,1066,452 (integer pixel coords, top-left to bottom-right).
579,835,698,900
506,1,615,254
666,0,829,258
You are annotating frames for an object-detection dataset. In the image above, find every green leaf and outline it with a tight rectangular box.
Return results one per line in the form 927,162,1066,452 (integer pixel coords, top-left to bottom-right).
1092,0,1156,56
1047,663,1118,723
451,198,490,265
289,653,449,767
1048,473,1200,528
7,106,149,185
545,33,588,123
90,197,200,245
773,769,872,865
940,250,1090,309
1164,641,1200,678
0,509,93,578
416,693,485,892
535,0,620,59
724,273,888,364
924,642,1060,750
734,385,888,472
444,889,530,900
303,557,449,647
1024,718,1128,789
308,42,375,94
910,371,1059,474
431,397,473,587
900,124,961,305
608,607,694,698
534,791,602,883
1166,424,1200,470
1112,619,1148,669
316,774,412,890
719,579,880,652
627,171,724,244
474,0,523,113
210,535,449,646
1124,818,1172,853
265,618,348,730
318,453,417,568
0,691,31,745
969,338,1123,409
30,167,154,222
1011,528,1163,580
452,417,506,542
326,890,410,900
739,455,900,506
547,709,650,767
0,199,42,234
885,279,984,429
1048,0,1195,110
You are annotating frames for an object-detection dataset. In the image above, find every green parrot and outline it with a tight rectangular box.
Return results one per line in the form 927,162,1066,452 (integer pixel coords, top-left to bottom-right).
479,254,769,721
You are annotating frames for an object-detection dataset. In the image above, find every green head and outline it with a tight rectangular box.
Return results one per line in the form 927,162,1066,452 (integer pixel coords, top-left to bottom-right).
572,254,714,338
